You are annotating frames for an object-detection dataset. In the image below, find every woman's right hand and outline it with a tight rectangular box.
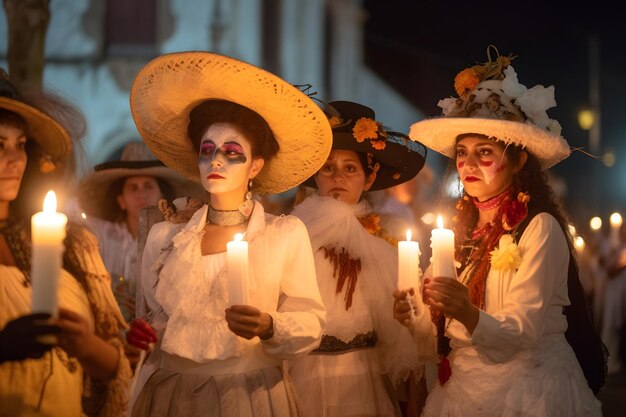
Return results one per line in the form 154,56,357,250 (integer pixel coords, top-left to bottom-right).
393,289,414,327
0,313,59,363
126,318,157,350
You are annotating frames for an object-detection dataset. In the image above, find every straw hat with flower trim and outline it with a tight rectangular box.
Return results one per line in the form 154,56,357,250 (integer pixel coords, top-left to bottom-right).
78,141,203,221
409,46,570,170
0,69,71,166
129,51,333,195
303,101,427,191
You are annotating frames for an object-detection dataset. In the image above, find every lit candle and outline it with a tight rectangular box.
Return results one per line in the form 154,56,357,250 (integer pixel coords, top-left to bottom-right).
398,229,421,290
610,212,622,249
431,215,456,278
31,190,68,314
574,235,585,257
227,233,249,305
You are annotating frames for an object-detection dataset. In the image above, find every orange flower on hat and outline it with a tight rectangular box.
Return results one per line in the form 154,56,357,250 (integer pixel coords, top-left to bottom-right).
353,117,379,143
328,116,342,128
454,68,480,96
371,140,386,150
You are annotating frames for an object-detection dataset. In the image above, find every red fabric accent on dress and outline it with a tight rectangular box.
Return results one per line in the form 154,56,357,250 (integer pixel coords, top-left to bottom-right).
438,355,452,385
320,245,361,310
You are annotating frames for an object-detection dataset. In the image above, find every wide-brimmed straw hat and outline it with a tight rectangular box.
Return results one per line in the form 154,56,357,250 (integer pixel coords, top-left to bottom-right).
409,48,570,170
304,101,427,191
78,141,202,221
0,69,71,161
129,51,333,195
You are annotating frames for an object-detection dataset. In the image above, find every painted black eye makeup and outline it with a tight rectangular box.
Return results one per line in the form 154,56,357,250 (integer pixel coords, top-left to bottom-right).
199,140,247,164
221,142,247,164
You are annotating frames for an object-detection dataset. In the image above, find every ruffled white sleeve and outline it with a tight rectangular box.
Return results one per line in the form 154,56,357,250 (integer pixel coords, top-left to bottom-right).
260,215,326,358
471,213,570,362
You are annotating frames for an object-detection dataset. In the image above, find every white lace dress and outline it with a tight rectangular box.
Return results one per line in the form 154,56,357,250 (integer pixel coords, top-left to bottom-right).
287,195,422,417
409,213,603,417
131,201,325,417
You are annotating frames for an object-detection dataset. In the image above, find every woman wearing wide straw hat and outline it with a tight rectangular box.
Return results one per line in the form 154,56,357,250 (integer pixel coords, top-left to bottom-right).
287,100,428,417
0,69,130,415
125,51,331,417
393,48,605,416
77,141,202,322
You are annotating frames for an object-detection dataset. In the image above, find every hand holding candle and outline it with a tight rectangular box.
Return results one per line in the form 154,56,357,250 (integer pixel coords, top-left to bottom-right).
431,215,456,279
227,233,249,305
31,190,67,315
398,229,421,290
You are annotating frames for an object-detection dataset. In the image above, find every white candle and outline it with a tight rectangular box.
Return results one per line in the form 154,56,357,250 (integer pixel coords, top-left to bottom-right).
430,215,456,278
31,190,67,314
398,229,421,290
227,233,249,305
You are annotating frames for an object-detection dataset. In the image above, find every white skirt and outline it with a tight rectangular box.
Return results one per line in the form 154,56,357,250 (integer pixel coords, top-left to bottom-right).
422,334,602,417
286,348,402,417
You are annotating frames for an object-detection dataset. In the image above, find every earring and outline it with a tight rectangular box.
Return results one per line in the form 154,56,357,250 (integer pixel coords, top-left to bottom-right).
246,179,253,201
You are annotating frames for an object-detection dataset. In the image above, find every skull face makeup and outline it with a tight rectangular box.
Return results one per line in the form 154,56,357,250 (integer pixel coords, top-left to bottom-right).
455,136,516,202
198,122,262,200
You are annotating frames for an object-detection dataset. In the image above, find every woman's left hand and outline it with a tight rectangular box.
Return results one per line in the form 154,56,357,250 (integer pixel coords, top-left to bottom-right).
54,307,94,359
423,276,479,333
225,305,274,340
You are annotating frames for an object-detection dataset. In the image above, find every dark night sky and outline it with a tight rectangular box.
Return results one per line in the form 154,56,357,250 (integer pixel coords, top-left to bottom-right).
362,0,626,233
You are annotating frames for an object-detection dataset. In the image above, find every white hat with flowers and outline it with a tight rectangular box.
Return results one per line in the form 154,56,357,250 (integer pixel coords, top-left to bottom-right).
409,46,571,170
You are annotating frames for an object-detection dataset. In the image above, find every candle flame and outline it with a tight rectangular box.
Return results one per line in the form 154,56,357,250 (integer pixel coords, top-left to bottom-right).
589,216,602,231
406,229,412,241
574,236,585,250
234,233,244,242
43,190,57,213
437,215,444,229
81,212,87,219
610,212,623,227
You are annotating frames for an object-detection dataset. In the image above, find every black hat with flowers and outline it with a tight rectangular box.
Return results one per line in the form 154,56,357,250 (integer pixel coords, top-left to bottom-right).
304,100,427,191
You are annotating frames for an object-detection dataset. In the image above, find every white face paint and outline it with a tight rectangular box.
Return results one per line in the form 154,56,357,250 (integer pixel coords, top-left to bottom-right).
455,136,514,201
197,122,256,200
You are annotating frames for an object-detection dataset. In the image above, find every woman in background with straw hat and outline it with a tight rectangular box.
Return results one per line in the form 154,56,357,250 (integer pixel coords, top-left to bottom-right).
0,69,130,416
125,51,332,417
393,48,605,416
76,141,202,323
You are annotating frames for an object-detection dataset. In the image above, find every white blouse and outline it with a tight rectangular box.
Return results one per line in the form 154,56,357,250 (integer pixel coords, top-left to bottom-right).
411,212,571,361
138,200,326,363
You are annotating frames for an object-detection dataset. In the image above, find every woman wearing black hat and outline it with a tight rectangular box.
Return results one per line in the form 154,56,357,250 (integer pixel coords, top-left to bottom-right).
287,101,428,417
0,70,130,416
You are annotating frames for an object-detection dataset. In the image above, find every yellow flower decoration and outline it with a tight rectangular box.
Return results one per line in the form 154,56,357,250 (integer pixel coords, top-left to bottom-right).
454,68,480,96
490,234,522,271
353,117,379,143
358,213,381,235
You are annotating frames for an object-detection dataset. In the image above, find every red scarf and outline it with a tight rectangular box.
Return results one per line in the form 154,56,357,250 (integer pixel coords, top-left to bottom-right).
433,187,529,385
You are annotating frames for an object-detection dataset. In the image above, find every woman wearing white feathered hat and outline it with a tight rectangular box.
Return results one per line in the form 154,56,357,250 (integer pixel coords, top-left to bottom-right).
393,47,605,417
